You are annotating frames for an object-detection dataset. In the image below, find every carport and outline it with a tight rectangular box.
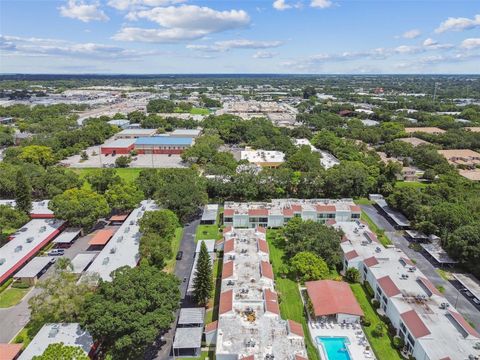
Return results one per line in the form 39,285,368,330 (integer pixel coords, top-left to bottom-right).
88,229,116,248
13,257,54,285
52,228,81,248
172,327,203,357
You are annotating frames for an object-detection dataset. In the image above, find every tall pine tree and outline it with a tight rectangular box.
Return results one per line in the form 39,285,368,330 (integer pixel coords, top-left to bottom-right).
192,241,213,306
15,170,32,214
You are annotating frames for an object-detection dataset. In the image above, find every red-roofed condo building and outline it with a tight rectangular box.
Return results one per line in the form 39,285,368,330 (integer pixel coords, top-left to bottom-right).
214,227,308,359
336,220,480,359
223,199,361,228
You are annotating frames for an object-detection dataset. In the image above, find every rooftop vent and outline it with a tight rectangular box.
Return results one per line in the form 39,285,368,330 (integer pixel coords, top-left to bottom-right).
48,324,60,338
14,245,23,252
110,247,117,254
0,258,5,265
26,237,34,243
40,226,46,233
102,257,110,265
117,236,123,243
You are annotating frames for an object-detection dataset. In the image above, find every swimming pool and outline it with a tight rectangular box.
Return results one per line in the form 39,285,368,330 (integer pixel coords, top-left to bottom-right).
316,336,352,360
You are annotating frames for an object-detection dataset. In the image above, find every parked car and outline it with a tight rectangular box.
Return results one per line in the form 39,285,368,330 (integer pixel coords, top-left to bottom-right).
47,249,65,256
176,251,183,260
473,298,480,306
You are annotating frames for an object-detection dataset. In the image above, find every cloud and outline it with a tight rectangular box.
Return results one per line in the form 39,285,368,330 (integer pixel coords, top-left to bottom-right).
422,38,453,50
273,0,292,10
107,0,185,11
1,35,154,59
461,38,480,49
310,0,333,9
59,0,109,22
394,45,422,54
114,5,250,43
400,29,421,39
187,39,283,52
435,14,480,33
253,51,276,59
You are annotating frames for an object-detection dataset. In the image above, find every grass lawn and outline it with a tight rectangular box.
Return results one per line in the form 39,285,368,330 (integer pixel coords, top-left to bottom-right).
205,258,223,324
164,227,184,273
354,197,373,205
177,349,215,360
0,287,30,308
190,107,210,115
74,168,143,187
361,210,391,246
195,224,221,242
395,181,428,189
267,230,320,360
350,284,402,360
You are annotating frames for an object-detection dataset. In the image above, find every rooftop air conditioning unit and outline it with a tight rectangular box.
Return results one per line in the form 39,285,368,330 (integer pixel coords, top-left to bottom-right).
117,236,123,243
26,237,34,243
40,226,46,232
110,247,117,254
102,257,110,265
0,258,5,265
15,245,23,252
48,324,60,338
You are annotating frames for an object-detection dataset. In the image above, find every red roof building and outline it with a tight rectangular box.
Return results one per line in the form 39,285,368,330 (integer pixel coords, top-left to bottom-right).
377,276,401,297
417,276,441,297
219,290,233,315
260,261,274,280
0,343,23,360
223,239,235,253
204,321,218,333
364,256,379,268
345,249,359,261
287,320,304,338
248,208,269,217
447,310,480,338
257,239,269,254
264,289,280,315
88,228,116,246
223,209,235,217
222,261,234,279
316,204,336,213
400,310,431,338
305,280,364,318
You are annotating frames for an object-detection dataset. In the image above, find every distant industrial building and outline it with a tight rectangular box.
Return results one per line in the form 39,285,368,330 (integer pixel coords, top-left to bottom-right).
240,148,285,168
114,128,157,139
134,136,193,154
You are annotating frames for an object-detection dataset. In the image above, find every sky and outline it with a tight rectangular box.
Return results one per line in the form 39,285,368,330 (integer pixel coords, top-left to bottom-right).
0,0,479,74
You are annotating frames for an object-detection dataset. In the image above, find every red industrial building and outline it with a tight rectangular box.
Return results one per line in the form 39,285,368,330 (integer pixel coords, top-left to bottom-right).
100,139,136,155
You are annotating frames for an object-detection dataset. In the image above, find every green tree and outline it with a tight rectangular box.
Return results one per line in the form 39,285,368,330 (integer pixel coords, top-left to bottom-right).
32,343,89,360
192,241,213,306
290,251,329,282
80,264,180,359
15,170,32,214
105,183,143,212
86,169,122,194
29,270,95,334
115,155,131,168
345,267,360,283
283,217,343,268
139,209,179,238
49,188,110,229
303,86,317,99
19,145,56,167
140,232,173,267
445,224,480,277
285,146,322,173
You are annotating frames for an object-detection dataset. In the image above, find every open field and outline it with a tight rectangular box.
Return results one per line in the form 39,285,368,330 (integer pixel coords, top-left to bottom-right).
350,284,402,360
395,181,428,189
74,167,143,186
195,224,221,242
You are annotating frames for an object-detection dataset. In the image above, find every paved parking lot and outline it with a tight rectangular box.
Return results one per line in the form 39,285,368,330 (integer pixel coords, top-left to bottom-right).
61,144,186,168
361,204,480,328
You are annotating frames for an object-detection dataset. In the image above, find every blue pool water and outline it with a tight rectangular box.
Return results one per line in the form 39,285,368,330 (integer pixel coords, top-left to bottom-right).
316,337,351,360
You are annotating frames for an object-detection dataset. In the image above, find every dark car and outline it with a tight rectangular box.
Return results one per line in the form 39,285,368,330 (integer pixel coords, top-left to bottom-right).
176,251,183,260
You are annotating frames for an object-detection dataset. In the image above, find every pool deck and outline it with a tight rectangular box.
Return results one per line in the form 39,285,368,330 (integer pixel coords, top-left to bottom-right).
309,322,375,360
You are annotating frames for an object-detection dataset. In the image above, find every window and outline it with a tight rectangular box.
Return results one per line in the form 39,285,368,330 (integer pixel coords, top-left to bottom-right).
259,217,268,223
352,213,360,219
294,213,301,218
224,217,233,223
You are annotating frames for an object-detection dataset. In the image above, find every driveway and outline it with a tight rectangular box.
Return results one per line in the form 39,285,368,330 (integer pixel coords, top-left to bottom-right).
152,219,199,360
0,227,106,343
361,204,480,328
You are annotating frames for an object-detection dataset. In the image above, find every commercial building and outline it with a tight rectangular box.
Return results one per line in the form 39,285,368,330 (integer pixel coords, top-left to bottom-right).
240,148,285,168
100,138,135,155
0,218,65,284
114,128,157,139
134,136,193,154
214,227,308,359
223,199,361,228
337,220,480,360
82,200,158,282
170,128,201,138
0,200,54,219
18,323,94,360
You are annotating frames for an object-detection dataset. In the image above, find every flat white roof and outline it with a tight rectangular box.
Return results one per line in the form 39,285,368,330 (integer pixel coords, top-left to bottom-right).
81,200,158,281
178,308,205,325
117,128,156,135
102,138,136,148
240,149,285,163
0,200,53,217
71,253,97,274
18,323,93,360
195,240,216,253
0,219,64,283
173,327,203,349
170,128,201,137
53,228,81,244
14,257,53,278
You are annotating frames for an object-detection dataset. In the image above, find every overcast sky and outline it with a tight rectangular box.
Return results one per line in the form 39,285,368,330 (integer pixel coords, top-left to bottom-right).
1,0,479,74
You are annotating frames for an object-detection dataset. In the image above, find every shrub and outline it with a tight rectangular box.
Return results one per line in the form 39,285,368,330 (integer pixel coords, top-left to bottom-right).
11,281,30,289
392,335,404,349
371,298,380,309
360,316,371,327
372,323,385,338
345,267,360,283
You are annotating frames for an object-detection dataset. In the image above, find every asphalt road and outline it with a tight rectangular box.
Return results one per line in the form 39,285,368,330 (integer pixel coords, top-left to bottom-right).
153,219,199,360
0,227,106,343
361,204,480,328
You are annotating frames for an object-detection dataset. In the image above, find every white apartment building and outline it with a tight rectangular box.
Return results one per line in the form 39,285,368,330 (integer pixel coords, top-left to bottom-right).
223,199,361,229
214,227,308,360
337,220,480,360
